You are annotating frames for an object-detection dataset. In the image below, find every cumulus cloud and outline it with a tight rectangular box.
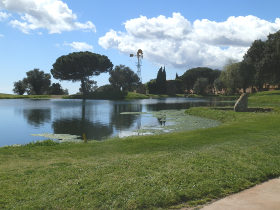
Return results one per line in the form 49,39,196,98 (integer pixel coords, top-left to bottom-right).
99,13,280,69
65,41,93,51
0,11,10,21
0,0,96,34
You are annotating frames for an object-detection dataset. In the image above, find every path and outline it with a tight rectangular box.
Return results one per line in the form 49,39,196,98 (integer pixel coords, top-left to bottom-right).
201,178,280,210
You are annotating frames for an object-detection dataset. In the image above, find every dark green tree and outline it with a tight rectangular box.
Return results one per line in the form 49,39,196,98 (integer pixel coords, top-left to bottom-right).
109,65,140,91
24,69,51,95
219,62,242,94
13,80,26,95
156,66,167,94
242,39,266,89
193,78,209,95
261,31,280,85
51,51,113,98
49,83,69,95
180,67,220,91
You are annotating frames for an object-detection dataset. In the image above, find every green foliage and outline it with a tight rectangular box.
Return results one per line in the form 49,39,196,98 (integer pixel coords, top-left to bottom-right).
146,79,157,94
155,66,167,94
24,140,59,147
219,62,242,94
51,51,113,96
109,65,140,91
193,78,209,95
23,69,51,95
180,67,220,91
125,92,149,100
49,83,68,95
84,84,127,100
13,80,26,95
241,31,280,89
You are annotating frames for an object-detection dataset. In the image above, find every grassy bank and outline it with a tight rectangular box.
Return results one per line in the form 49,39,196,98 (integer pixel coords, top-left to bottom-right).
0,91,280,209
0,93,52,99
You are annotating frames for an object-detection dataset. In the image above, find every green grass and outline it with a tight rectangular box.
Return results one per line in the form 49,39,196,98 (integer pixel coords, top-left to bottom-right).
0,93,51,99
0,91,280,209
125,92,150,99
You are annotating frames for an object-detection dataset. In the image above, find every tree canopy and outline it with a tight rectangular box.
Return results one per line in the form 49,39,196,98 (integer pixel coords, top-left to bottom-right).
51,51,113,96
21,69,51,95
109,65,140,91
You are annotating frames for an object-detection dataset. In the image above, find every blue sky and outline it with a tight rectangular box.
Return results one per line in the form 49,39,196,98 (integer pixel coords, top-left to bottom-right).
1,0,280,94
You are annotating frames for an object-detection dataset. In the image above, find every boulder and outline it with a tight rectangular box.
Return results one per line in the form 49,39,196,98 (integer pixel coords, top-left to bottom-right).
234,93,248,112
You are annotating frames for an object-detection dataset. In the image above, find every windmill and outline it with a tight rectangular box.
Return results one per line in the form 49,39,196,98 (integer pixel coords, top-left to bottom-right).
130,49,143,83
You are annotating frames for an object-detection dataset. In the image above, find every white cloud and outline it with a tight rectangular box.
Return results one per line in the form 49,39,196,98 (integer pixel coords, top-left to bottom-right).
65,42,93,51
0,11,10,21
0,0,96,34
99,13,280,69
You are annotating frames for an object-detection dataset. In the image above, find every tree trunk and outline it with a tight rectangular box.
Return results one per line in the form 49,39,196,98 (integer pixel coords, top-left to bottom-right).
81,78,86,99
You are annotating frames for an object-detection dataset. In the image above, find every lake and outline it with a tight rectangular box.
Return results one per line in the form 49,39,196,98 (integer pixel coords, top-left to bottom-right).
0,97,235,146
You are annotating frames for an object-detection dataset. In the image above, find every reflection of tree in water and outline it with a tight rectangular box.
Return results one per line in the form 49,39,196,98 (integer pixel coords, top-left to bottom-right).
110,104,142,130
52,100,113,140
146,98,235,112
52,118,113,140
23,109,51,127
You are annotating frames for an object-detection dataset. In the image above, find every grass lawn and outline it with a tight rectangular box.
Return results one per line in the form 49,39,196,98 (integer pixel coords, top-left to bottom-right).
0,94,54,99
0,91,280,209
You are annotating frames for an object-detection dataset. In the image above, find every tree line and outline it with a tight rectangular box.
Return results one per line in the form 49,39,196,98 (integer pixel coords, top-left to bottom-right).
13,52,140,99
14,30,280,97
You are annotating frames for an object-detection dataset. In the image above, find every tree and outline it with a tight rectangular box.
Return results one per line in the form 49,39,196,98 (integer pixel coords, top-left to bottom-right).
109,65,140,91
78,78,97,95
219,62,242,94
242,40,266,89
260,31,280,85
24,69,51,95
180,67,220,91
13,80,26,95
193,78,209,95
51,51,113,97
49,83,69,95
156,67,167,94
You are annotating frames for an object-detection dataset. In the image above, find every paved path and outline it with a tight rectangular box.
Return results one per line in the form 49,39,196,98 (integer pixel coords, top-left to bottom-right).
201,178,280,210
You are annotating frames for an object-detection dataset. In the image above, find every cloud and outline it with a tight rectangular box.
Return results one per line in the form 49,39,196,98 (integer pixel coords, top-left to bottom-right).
0,0,96,34
65,42,93,51
99,13,280,69
0,11,10,21
0,34,3,37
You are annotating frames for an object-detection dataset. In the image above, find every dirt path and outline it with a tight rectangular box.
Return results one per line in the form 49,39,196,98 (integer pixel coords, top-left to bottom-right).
201,178,280,210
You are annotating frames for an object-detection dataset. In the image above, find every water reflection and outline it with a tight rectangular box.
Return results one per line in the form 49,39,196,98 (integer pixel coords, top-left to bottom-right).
52,118,113,140
23,109,51,127
110,104,142,130
0,97,236,146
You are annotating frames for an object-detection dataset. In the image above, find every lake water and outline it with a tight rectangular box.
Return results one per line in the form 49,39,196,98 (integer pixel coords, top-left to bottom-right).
0,97,235,146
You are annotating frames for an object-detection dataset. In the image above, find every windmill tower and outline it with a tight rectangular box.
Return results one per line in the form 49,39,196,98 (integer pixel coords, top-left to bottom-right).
130,49,143,83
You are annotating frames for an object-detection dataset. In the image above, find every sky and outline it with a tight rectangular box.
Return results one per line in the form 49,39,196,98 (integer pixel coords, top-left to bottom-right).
1,0,280,94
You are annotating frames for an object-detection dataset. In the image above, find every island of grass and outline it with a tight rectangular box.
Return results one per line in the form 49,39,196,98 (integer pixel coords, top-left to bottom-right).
0,90,280,209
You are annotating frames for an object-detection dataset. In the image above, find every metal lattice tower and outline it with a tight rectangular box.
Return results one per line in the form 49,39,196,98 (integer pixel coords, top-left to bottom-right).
130,49,143,83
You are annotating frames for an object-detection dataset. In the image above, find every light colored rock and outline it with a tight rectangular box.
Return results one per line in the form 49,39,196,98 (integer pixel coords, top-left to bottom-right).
234,93,248,112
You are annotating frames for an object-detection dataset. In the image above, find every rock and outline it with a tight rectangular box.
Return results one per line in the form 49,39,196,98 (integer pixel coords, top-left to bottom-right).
234,93,248,112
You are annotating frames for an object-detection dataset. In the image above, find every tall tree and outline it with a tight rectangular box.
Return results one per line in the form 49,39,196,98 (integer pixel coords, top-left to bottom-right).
219,62,242,94
13,80,26,95
24,69,51,95
156,66,167,94
51,51,113,97
242,39,266,89
109,65,140,91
